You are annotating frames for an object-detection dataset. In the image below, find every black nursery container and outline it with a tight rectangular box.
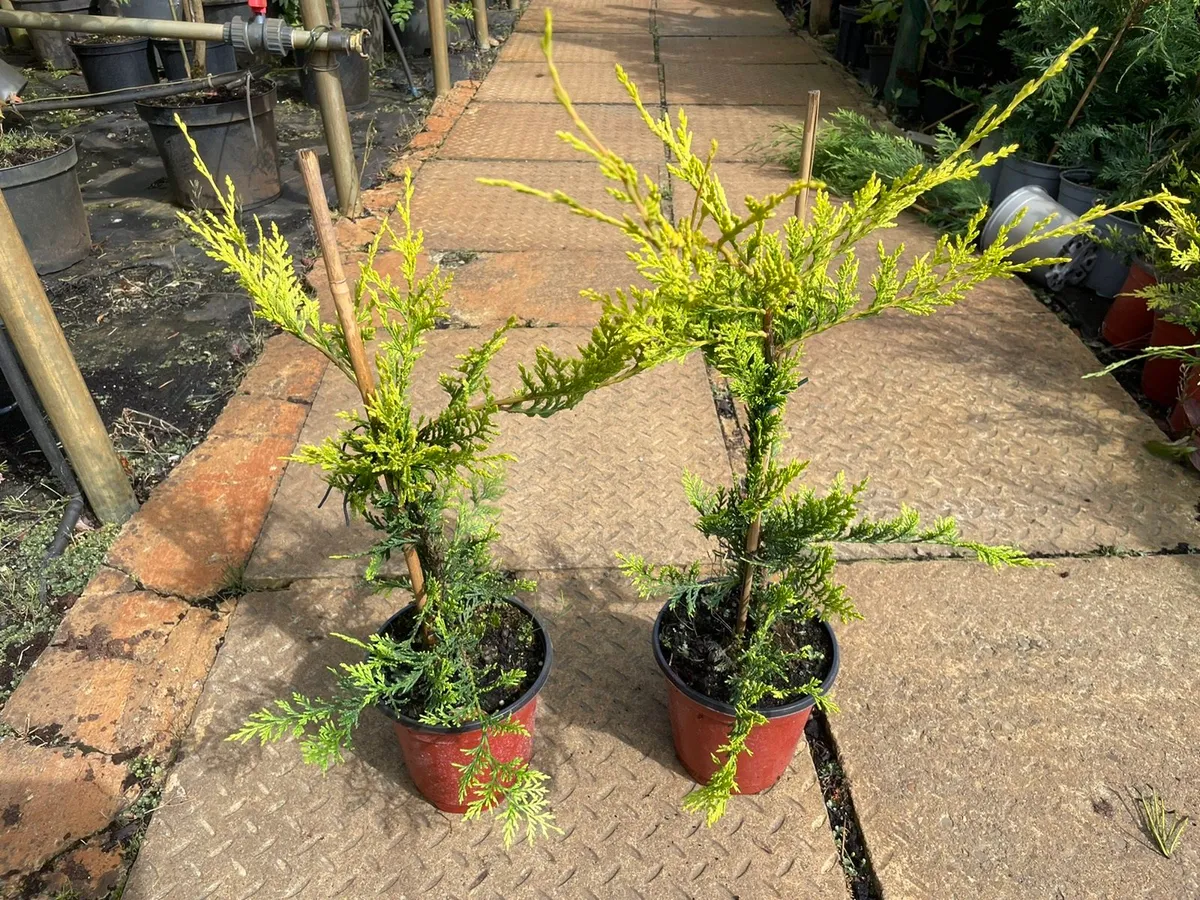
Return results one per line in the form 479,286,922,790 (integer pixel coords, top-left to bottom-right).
296,40,371,110
70,37,158,96
136,81,281,210
0,140,90,274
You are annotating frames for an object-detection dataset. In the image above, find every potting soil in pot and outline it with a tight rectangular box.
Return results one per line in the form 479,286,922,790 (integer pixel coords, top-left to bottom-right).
657,597,835,707
0,132,67,169
380,600,544,721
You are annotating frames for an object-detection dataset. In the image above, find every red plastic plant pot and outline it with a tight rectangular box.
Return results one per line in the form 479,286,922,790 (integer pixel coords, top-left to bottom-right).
1168,369,1200,437
1142,316,1199,408
376,597,553,814
1101,262,1157,349
652,605,839,794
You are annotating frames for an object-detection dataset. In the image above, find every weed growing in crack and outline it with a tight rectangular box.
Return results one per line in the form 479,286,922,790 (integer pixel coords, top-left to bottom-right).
1135,787,1191,859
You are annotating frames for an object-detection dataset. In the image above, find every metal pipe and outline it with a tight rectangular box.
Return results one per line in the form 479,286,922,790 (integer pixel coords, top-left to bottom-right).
299,0,361,216
374,0,418,97
0,192,137,524
15,68,251,113
471,0,488,50
0,9,364,53
427,0,451,97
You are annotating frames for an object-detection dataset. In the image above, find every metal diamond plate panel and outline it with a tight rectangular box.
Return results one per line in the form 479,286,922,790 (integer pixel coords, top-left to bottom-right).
783,279,1200,555
518,0,650,32
655,1,791,36
475,61,661,104
441,102,664,161
658,35,819,65
125,574,849,900
665,62,863,106
832,557,1200,898
247,328,732,584
410,159,656,251
499,31,656,64
668,105,804,161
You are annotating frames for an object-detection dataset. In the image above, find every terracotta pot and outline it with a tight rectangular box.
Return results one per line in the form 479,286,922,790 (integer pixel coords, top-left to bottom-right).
652,604,839,793
1168,368,1200,437
377,597,552,813
1142,315,1199,408
1101,262,1157,349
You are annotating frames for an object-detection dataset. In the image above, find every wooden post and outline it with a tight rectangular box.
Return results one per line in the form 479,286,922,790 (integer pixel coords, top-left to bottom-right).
808,0,832,34
299,0,362,216
471,0,489,50
296,150,431,634
0,194,137,524
427,0,451,97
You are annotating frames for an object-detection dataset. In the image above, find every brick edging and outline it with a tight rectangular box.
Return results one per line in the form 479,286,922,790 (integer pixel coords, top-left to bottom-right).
0,335,327,897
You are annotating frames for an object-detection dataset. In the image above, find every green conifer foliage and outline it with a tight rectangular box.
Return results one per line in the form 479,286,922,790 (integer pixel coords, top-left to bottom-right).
484,15,1170,824
174,125,560,846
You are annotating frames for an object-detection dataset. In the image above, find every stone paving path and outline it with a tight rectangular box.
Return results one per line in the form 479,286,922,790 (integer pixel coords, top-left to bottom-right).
126,1,1200,897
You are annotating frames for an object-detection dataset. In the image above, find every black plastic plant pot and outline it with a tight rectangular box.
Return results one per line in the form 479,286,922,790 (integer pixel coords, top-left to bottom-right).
834,4,863,65
992,155,1063,207
70,37,158,96
136,80,281,210
866,44,892,93
1057,168,1104,216
0,139,91,275
296,40,370,110
204,0,251,66
374,596,553,813
652,604,840,794
153,39,239,80
113,0,180,17
11,0,91,70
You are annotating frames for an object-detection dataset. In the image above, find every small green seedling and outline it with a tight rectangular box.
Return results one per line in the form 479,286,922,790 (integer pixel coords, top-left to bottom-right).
1135,787,1190,859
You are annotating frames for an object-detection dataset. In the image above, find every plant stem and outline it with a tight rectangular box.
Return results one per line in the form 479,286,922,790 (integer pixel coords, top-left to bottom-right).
1047,0,1159,162
297,150,433,643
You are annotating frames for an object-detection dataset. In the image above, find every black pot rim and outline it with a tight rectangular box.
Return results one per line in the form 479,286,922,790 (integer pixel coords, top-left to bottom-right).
136,80,276,125
375,595,553,735
69,35,150,50
0,138,77,189
651,601,840,720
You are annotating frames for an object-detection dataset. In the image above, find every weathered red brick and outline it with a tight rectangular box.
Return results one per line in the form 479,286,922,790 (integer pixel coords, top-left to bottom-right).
38,841,124,898
333,214,380,250
237,333,328,405
3,607,229,759
79,566,139,599
408,130,443,150
0,739,133,876
50,591,189,662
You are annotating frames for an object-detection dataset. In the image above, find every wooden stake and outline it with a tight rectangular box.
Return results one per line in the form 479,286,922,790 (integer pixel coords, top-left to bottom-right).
808,0,832,34
297,150,431,630
794,90,821,223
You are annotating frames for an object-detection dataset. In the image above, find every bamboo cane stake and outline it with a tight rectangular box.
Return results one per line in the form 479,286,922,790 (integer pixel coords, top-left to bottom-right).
794,90,820,222
0,193,137,524
1047,0,1159,163
296,150,430,627
427,0,451,97
471,0,489,50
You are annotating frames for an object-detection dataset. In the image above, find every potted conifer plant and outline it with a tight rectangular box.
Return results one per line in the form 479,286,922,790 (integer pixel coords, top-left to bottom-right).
485,18,1166,823
176,130,560,846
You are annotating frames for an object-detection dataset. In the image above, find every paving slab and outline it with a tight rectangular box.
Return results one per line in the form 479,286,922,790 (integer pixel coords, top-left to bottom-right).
783,281,1200,556
664,61,864,106
831,556,1200,898
125,573,849,900
500,30,656,64
370,248,643,326
410,159,658,251
518,0,650,32
654,1,792,36
248,328,731,584
667,105,804,161
475,60,661,104
658,34,820,65
440,102,664,162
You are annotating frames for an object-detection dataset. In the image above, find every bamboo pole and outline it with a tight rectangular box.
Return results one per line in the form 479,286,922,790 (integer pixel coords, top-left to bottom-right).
737,90,822,636
471,0,489,50
0,194,137,524
183,0,206,78
299,0,362,216
1047,0,1159,163
427,0,451,97
794,90,820,222
296,150,430,627
808,0,831,34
